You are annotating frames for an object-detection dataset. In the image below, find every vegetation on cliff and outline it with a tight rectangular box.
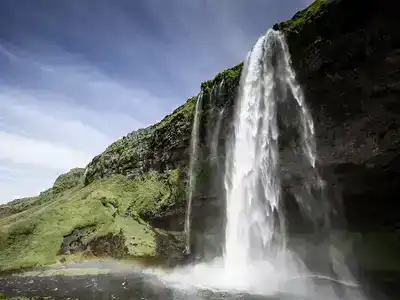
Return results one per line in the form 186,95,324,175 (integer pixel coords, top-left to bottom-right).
200,63,243,96
279,0,328,31
276,0,387,70
84,98,196,185
52,168,85,194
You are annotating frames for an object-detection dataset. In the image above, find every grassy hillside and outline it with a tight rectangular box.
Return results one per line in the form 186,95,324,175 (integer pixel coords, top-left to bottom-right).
0,169,186,272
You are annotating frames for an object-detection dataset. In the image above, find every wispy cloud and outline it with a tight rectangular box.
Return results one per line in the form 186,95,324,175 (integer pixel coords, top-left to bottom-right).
0,0,309,203
0,43,164,203
0,132,92,170
0,161,62,201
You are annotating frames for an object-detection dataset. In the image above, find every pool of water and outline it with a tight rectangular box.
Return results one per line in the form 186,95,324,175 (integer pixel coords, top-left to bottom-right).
0,271,367,299
0,272,290,299
0,261,397,300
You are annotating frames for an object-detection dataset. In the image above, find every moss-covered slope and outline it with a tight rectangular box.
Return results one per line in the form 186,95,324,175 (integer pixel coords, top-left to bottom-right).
0,169,186,272
84,98,196,185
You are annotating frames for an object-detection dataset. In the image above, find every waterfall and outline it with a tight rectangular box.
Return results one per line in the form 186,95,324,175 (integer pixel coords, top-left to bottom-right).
185,92,203,254
220,28,363,297
211,108,224,162
165,29,364,300
223,29,300,268
208,79,225,161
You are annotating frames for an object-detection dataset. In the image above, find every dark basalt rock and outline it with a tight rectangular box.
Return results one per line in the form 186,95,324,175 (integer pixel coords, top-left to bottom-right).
59,227,96,255
0,206,11,219
140,210,186,231
88,231,129,259
59,228,129,260
275,0,400,279
288,0,400,238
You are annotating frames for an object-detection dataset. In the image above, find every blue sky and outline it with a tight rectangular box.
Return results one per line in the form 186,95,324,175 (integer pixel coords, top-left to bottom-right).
0,0,312,203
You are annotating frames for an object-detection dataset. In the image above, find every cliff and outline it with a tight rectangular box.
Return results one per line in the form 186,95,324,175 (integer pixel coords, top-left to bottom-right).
0,0,399,275
278,0,400,276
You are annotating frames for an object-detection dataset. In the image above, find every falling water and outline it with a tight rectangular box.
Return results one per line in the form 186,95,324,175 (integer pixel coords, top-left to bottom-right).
185,92,203,254
210,108,225,162
161,29,365,299
224,29,307,268
208,79,225,159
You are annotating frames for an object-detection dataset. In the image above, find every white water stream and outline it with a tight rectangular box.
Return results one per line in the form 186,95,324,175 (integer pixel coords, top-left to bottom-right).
157,29,366,300
185,92,203,253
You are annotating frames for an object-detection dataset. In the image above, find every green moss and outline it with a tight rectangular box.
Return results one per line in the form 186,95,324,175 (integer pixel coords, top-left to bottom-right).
147,98,196,160
200,63,243,96
84,127,155,184
52,168,85,194
124,169,186,220
0,186,109,271
280,0,328,31
84,97,196,184
156,97,196,132
0,171,185,273
276,0,340,66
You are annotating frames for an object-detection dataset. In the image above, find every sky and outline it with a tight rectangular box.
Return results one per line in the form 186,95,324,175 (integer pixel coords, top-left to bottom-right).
0,0,312,203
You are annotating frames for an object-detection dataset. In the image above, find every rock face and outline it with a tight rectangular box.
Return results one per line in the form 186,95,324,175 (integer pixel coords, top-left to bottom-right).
280,0,400,275
201,0,400,270
278,0,400,235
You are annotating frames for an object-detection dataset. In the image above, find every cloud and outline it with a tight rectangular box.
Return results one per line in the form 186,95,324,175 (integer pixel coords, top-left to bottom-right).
0,93,109,203
0,43,167,203
0,132,92,170
0,160,61,201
